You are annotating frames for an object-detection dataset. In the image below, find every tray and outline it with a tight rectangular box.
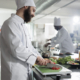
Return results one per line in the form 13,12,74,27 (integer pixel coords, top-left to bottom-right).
67,61,80,68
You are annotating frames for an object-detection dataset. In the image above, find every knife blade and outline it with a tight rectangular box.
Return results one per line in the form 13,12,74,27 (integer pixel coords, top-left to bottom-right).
46,63,56,68
37,63,56,69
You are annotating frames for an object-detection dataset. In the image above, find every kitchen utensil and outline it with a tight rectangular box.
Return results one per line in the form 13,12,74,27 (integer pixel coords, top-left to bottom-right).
38,63,62,69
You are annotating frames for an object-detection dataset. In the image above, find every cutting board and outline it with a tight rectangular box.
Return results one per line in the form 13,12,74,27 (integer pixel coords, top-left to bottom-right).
35,64,72,75
35,65,62,73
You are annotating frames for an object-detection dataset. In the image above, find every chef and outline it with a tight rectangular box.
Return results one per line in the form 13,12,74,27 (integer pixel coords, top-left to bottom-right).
45,17,74,55
1,0,53,80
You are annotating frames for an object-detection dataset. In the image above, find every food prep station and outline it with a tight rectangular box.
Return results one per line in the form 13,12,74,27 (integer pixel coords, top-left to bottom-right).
33,49,80,80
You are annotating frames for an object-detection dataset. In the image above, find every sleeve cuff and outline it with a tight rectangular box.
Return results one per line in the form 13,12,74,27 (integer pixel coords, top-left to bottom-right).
27,55,38,65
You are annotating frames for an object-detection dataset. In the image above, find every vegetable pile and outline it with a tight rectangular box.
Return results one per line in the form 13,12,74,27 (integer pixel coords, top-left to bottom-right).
49,56,74,65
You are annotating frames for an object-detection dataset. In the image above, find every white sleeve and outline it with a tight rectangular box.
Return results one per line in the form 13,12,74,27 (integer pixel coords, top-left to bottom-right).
31,45,42,57
2,22,38,65
51,33,59,46
51,30,66,47
52,33,58,40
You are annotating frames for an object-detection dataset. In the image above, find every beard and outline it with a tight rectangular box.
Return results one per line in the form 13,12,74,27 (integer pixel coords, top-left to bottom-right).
24,7,33,23
54,26,62,30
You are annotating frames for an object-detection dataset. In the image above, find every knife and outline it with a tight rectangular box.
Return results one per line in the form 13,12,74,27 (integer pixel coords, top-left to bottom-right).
38,63,56,69
46,63,56,68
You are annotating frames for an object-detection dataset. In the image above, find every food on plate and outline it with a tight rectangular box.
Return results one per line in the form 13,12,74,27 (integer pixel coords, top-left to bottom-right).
51,67,60,70
57,56,74,65
75,58,79,61
68,61,79,65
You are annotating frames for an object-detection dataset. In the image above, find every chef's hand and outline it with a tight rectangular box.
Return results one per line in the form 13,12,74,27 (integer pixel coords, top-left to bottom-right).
44,43,50,47
36,56,47,66
36,56,53,66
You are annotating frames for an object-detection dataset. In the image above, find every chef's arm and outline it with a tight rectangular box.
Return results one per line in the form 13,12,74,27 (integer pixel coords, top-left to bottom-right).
44,33,58,47
47,33,58,42
31,45,42,57
51,33,59,41
2,22,38,65
51,31,66,46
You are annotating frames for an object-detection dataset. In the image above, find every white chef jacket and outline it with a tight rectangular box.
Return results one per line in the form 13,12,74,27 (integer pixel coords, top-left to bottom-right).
1,14,41,80
51,27,74,53
0,26,1,49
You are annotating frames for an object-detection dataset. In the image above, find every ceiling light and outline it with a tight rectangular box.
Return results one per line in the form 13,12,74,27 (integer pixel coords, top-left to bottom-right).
73,16,80,24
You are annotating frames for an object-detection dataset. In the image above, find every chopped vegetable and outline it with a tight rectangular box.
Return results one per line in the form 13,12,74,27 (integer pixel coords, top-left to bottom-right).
52,67,60,70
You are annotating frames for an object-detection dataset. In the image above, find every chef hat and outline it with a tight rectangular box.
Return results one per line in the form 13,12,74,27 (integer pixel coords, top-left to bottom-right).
15,0,36,10
54,17,61,26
